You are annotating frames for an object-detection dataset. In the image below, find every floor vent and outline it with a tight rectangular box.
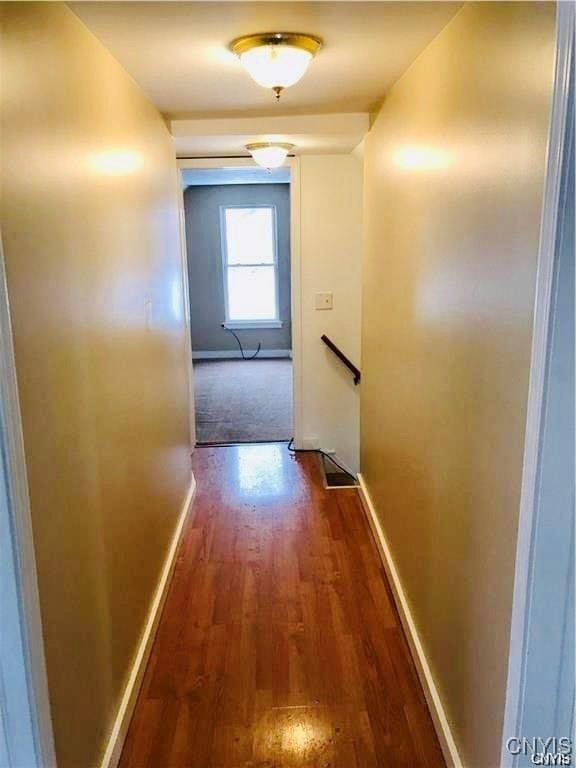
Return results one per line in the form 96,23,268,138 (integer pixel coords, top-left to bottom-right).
320,453,358,489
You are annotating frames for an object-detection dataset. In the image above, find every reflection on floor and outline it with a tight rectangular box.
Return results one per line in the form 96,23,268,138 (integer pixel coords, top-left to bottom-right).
193,359,292,443
119,444,445,768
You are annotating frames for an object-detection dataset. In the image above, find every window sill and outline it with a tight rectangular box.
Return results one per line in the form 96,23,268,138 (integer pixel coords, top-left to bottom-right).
223,321,283,330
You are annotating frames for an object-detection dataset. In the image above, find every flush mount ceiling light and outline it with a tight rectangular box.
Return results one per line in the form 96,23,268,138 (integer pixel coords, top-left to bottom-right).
246,142,295,170
230,32,322,100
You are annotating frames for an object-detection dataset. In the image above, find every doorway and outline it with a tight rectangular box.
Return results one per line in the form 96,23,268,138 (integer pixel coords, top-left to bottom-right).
0,238,56,768
178,159,302,446
501,7,574,764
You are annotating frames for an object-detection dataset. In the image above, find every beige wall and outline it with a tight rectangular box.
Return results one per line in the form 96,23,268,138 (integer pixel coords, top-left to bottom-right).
0,4,191,767
300,155,363,471
360,4,555,766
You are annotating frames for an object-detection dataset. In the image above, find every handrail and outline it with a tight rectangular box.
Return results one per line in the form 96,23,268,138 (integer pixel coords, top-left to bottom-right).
321,334,361,385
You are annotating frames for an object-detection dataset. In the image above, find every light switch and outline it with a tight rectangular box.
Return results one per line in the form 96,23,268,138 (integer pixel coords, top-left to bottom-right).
315,292,333,310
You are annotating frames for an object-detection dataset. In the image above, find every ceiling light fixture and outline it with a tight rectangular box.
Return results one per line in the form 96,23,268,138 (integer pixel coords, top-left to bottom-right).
230,32,322,100
246,142,294,170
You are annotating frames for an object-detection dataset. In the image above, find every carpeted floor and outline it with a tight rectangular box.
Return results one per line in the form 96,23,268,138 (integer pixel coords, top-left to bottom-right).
193,358,293,443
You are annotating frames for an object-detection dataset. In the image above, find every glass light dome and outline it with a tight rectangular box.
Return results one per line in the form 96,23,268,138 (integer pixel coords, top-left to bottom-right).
246,143,295,170
231,33,322,99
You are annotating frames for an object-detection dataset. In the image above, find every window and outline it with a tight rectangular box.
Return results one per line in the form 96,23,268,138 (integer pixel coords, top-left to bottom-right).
221,205,280,326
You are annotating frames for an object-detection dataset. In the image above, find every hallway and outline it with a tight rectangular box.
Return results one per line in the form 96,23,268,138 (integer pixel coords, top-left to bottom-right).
119,444,444,767
1,3,571,766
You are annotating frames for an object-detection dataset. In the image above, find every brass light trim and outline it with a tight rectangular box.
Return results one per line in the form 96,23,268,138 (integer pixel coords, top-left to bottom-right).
229,32,323,57
245,142,295,152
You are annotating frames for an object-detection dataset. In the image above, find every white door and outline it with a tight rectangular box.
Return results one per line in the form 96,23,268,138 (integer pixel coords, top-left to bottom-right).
0,451,38,768
502,18,575,764
0,238,55,768
515,71,575,763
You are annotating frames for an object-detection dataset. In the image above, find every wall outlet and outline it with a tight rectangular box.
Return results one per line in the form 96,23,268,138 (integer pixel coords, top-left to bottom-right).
315,292,333,310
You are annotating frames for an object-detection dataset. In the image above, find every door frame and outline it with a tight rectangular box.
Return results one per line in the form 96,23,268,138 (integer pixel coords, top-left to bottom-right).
0,236,57,767
176,156,303,449
500,4,574,763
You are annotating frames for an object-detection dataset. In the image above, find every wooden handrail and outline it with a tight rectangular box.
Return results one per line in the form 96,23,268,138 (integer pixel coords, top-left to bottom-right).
321,334,361,385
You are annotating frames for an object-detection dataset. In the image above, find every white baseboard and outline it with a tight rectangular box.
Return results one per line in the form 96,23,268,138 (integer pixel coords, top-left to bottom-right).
99,476,197,768
357,474,463,768
192,349,292,360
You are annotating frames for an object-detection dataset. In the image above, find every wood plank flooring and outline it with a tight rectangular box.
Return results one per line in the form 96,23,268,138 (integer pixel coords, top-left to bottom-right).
119,444,445,768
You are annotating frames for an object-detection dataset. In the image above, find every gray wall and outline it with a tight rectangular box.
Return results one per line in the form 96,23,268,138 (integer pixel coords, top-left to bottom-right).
184,183,291,353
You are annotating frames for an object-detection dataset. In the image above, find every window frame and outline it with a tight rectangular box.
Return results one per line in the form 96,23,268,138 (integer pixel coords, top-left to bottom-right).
219,203,282,329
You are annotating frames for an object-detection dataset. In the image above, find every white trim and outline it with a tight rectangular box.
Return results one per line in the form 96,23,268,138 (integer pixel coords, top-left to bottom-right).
357,474,463,768
192,349,291,360
288,158,303,449
99,477,196,768
177,156,303,448
0,235,57,767
176,172,197,452
223,321,283,330
500,6,574,765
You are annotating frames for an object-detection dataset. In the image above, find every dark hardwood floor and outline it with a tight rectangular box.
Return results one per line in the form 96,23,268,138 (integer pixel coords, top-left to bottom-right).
119,444,445,768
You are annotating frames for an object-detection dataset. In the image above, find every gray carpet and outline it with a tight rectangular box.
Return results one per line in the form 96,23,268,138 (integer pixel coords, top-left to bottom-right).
193,359,293,443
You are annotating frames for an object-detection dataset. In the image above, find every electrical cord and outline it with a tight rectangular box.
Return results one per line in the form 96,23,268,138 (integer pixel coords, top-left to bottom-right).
219,327,354,480
221,324,262,360
287,437,357,482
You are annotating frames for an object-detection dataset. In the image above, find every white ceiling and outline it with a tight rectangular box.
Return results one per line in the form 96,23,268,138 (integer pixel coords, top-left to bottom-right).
171,113,369,157
70,2,462,118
